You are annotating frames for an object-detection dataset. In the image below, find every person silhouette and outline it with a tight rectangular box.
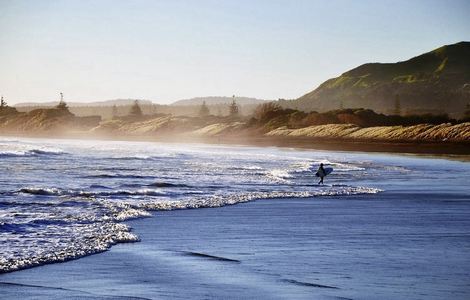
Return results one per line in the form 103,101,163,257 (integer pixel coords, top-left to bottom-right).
317,163,326,185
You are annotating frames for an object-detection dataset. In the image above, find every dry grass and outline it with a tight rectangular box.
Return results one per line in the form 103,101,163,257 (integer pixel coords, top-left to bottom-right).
266,123,470,142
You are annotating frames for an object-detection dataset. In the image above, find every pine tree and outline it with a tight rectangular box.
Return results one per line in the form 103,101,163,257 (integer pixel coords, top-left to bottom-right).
199,101,210,117
464,103,470,119
229,95,239,118
111,105,118,119
129,100,143,117
56,92,69,110
0,96,6,108
56,93,69,112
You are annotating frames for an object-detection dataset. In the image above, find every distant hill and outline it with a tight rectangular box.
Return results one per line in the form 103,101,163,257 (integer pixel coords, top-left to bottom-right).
14,97,267,119
15,99,153,107
171,96,269,106
283,41,470,117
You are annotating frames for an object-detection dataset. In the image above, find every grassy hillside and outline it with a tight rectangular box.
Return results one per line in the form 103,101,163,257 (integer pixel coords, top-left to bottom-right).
283,41,470,117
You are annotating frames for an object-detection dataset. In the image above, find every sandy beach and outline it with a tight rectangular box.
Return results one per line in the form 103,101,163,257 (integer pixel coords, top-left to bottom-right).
2,131,470,156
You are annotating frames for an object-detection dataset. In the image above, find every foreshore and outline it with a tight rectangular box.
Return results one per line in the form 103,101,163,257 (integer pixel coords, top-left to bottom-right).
2,136,470,299
2,192,470,300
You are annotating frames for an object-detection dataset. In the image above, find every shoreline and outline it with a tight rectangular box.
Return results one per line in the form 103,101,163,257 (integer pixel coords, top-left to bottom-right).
2,193,470,299
2,131,470,157
2,138,470,299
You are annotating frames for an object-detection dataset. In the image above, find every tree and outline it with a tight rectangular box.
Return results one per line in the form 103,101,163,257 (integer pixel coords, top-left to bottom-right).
464,103,470,120
254,102,282,122
56,92,69,110
0,95,20,115
152,104,159,114
111,105,118,119
394,94,401,115
339,101,344,110
229,95,239,118
0,96,6,108
198,101,210,117
129,100,143,117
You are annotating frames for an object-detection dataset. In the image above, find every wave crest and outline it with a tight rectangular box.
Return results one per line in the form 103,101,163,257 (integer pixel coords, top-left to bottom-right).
17,187,168,198
0,147,65,158
2,185,381,274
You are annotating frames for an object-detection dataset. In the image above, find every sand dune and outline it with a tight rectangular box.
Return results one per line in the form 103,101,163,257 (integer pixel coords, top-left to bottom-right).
2,109,469,144
265,123,470,142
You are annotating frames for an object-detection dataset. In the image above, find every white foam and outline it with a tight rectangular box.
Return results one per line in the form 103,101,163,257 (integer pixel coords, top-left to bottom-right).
1,137,388,274
266,169,294,182
134,187,382,211
1,185,382,273
0,222,139,273
0,144,65,157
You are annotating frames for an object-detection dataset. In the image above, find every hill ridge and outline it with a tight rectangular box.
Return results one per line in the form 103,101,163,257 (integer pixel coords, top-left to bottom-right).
284,41,470,118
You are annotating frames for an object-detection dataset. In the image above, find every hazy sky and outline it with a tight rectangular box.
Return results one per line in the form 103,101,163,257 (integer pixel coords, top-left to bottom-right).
1,0,469,104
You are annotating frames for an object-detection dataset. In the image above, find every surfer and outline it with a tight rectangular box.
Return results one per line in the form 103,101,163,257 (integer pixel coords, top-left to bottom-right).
317,163,326,185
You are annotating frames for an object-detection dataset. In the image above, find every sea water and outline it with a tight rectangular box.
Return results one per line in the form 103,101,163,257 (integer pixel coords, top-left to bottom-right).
0,136,469,280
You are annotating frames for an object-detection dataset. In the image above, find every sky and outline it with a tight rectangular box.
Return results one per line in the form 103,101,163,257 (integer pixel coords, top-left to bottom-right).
0,0,469,105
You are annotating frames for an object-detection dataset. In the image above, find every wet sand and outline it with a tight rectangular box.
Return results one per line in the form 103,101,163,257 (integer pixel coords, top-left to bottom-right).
2,131,470,157
2,192,470,300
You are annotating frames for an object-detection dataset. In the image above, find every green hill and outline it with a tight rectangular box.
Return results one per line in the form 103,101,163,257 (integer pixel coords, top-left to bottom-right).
283,41,470,117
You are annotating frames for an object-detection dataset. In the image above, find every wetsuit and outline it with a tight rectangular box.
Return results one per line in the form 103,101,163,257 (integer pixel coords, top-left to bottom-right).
318,165,325,184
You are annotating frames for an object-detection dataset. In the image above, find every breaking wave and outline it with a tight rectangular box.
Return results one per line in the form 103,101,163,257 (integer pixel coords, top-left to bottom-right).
1,138,388,275
0,145,65,158
148,182,191,188
0,222,139,274
134,187,382,211
2,185,381,274
84,174,155,179
17,187,169,198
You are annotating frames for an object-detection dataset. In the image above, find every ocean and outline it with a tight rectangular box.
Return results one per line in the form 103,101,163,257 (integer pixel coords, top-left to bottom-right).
1,137,469,299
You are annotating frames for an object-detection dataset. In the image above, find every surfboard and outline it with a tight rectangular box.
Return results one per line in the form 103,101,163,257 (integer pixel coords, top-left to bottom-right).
315,167,333,177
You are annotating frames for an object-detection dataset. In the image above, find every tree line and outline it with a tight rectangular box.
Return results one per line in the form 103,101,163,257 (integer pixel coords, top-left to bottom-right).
248,102,470,131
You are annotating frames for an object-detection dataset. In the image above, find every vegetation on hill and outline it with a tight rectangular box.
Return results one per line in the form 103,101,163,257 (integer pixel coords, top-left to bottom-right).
198,101,210,117
15,98,262,119
2,99,469,144
228,99,240,118
4,41,470,144
0,106,100,132
0,96,18,116
171,96,267,106
283,41,470,118
128,100,143,118
265,123,470,143
249,102,459,132
15,99,153,108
